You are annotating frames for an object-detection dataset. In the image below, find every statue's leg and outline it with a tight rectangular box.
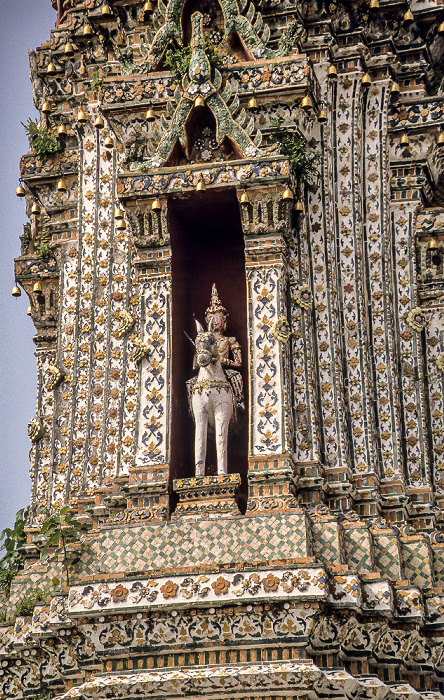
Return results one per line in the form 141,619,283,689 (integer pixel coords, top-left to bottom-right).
192,395,208,477
214,390,233,475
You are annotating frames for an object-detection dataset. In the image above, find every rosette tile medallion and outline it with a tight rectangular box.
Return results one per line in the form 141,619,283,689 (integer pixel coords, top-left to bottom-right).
5,0,444,698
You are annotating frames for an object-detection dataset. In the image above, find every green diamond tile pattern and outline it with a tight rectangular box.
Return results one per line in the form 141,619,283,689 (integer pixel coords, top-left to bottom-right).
78,514,308,575
309,521,341,566
371,533,402,580
432,545,444,584
342,526,373,573
401,540,433,589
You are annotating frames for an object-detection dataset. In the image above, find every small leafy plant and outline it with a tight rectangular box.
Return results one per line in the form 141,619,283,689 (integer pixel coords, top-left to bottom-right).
15,587,47,617
270,118,321,185
22,118,60,158
0,507,29,597
37,243,52,258
164,43,222,81
40,506,82,586
164,45,192,80
91,68,103,97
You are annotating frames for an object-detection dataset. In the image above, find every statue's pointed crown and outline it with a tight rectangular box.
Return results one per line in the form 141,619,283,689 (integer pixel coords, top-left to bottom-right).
205,284,227,321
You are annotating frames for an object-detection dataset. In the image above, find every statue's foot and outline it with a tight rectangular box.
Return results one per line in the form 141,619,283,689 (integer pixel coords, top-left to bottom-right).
195,462,205,477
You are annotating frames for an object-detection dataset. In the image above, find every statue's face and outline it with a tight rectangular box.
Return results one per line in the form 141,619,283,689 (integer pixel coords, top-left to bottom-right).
209,312,225,332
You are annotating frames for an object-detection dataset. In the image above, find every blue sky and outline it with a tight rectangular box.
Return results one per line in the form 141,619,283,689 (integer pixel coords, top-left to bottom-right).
0,0,57,537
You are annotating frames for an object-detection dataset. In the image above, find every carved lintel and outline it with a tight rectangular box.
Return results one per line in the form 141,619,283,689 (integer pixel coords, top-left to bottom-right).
127,200,170,249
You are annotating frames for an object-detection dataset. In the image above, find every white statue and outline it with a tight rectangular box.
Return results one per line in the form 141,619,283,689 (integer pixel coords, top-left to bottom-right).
187,285,244,476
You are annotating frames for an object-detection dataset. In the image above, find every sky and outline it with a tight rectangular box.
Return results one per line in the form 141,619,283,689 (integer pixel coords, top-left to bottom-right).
0,0,58,538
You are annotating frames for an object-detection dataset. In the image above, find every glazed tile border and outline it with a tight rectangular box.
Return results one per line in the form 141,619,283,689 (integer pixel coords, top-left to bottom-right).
67,565,327,614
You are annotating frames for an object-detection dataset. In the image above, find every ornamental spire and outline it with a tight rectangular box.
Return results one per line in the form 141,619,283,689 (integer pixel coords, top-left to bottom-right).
205,284,227,323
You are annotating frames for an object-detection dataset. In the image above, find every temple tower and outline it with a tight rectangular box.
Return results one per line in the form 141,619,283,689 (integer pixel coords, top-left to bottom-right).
3,0,444,697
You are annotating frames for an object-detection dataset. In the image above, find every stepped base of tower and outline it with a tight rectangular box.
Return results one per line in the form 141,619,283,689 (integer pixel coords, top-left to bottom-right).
3,503,444,698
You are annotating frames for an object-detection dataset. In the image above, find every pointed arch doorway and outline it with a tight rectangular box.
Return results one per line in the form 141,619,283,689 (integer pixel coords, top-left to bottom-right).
169,188,248,504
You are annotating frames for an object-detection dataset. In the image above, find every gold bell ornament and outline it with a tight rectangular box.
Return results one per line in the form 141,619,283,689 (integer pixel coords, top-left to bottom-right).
390,81,400,100
196,177,206,192
327,64,337,79
57,123,68,137
101,4,113,18
318,107,327,123
439,21,444,35
31,202,41,216
294,200,304,212
16,184,26,197
27,306,32,316
152,198,161,211
282,188,294,201
104,135,114,148
11,285,21,298
361,72,372,88
94,115,105,129
146,107,156,121
248,95,258,110
57,178,67,193
77,109,89,124
437,132,444,147
41,100,52,114
33,281,43,294
301,94,313,111
400,132,410,146
429,238,439,250
142,0,155,18
115,207,124,219
240,191,250,205
83,23,94,37
47,62,57,76
369,0,379,9
403,8,414,24
116,218,127,230
194,96,205,108
64,42,74,56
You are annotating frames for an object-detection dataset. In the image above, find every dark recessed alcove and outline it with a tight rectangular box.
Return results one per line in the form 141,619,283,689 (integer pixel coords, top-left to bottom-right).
169,188,248,505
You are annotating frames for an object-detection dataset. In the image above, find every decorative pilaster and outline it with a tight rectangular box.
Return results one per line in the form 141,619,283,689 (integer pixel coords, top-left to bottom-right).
287,121,324,503
307,79,353,509
363,78,404,511
128,205,172,520
240,186,299,513
330,70,380,495
390,198,433,520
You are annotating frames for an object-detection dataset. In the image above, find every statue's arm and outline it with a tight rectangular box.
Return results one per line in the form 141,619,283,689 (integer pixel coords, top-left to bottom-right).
226,338,242,369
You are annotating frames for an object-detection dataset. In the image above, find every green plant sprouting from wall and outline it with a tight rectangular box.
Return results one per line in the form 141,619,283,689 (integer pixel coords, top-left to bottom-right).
37,243,52,258
270,118,321,185
15,587,48,618
0,507,29,597
164,45,192,80
40,506,82,586
22,119,60,158
164,43,222,81
91,68,104,97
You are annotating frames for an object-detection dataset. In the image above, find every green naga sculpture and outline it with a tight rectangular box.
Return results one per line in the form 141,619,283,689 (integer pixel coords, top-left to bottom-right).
142,0,304,73
148,11,263,168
